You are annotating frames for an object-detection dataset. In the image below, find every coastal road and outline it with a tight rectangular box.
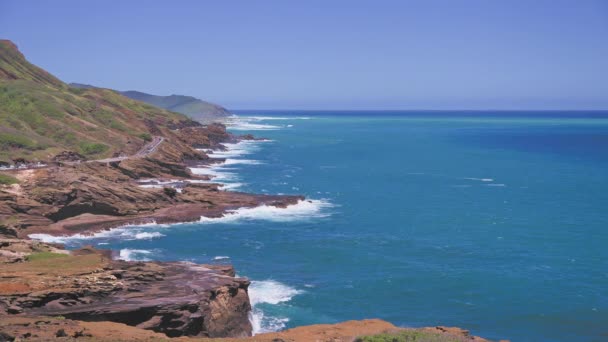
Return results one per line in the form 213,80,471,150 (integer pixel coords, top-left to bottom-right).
93,136,164,163
1,136,166,170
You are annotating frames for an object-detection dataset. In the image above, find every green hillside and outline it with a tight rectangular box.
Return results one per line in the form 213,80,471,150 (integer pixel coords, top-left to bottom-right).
0,40,192,164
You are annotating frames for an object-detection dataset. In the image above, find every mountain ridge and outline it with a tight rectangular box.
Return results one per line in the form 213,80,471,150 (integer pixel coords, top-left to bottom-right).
69,83,231,124
119,90,231,123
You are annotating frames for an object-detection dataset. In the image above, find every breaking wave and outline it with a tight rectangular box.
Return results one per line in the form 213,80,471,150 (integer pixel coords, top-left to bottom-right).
248,280,304,334
118,248,152,261
198,199,333,224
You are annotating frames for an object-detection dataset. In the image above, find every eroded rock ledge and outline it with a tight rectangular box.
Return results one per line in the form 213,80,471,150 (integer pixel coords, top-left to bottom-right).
0,242,252,338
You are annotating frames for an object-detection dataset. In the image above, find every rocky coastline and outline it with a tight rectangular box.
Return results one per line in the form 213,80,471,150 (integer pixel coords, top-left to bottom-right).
0,123,302,240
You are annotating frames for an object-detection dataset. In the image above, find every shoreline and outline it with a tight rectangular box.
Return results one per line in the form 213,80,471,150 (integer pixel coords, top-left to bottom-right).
20,133,304,240
2,123,306,241
22,194,305,239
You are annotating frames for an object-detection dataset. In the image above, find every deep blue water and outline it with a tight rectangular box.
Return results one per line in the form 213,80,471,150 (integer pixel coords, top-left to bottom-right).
50,111,608,342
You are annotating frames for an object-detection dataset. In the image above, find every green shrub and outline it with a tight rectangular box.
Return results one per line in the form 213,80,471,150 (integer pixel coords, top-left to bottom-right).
138,132,152,142
0,173,19,185
79,142,109,155
26,252,69,262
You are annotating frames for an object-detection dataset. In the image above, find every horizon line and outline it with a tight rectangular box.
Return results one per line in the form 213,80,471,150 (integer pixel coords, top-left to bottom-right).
229,108,608,112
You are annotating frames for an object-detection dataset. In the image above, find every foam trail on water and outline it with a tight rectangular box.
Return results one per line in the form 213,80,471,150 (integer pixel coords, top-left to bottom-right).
198,199,333,224
248,280,303,334
245,116,311,121
464,177,494,182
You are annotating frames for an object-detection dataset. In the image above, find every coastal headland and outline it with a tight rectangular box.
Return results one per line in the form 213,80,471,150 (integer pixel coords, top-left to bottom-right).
0,39,495,341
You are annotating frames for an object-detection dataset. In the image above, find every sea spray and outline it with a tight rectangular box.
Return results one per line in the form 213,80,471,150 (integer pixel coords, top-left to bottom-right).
248,280,303,334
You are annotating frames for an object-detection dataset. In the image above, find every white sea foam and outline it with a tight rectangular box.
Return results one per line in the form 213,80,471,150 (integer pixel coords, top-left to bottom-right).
213,256,230,261
223,158,262,165
134,232,165,239
225,115,310,130
190,139,271,191
118,248,152,261
198,199,333,224
219,182,245,190
464,177,494,182
248,280,303,334
28,222,166,244
206,140,270,158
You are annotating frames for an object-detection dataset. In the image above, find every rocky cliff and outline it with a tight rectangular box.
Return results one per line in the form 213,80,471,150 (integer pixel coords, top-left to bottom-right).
0,240,252,338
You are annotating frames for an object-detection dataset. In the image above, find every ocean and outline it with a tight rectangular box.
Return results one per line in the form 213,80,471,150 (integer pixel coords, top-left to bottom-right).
37,111,608,342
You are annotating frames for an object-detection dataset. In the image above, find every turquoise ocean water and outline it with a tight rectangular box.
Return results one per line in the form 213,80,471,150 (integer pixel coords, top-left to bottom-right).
41,111,608,341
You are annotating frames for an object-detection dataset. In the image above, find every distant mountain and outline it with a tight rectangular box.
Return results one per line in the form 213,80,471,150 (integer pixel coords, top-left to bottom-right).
0,39,193,163
69,84,231,123
119,91,231,124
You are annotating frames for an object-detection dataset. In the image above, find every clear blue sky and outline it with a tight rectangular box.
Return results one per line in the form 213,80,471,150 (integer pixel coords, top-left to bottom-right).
1,0,607,110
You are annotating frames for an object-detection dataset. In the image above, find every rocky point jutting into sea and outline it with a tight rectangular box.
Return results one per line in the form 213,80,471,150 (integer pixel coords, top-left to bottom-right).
0,39,495,341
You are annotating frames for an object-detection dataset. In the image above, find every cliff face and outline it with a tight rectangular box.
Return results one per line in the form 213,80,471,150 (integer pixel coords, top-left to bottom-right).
0,241,252,338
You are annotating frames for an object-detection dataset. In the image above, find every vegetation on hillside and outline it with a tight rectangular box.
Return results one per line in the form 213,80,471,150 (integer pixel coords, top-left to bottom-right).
0,39,193,163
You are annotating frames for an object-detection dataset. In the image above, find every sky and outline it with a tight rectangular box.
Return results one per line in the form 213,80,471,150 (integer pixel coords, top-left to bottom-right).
1,0,607,110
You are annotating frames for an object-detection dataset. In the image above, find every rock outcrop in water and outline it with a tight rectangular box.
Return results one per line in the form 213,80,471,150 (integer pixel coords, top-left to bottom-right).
0,242,252,338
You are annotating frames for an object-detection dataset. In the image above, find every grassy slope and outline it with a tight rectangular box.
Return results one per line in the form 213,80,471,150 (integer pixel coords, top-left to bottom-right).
0,40,191,163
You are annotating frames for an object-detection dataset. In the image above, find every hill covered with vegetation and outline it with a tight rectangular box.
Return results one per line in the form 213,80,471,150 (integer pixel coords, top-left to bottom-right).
0,40,194,164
